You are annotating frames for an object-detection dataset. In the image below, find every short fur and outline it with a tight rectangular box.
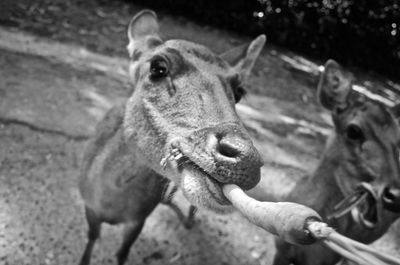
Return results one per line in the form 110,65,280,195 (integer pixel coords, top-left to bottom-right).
78,10,265,265
273,60,400,265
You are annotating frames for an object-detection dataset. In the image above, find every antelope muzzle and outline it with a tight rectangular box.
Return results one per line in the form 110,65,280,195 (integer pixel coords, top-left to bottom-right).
169,123,263,210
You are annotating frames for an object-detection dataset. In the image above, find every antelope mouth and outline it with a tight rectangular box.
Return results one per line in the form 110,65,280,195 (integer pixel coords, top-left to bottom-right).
161,146,231,210
352,191,378,229
330,182,378,229
180,161,231,206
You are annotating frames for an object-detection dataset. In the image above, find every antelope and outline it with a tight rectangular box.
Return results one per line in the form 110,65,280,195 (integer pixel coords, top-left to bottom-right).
272,60,400,265
78,10,265,265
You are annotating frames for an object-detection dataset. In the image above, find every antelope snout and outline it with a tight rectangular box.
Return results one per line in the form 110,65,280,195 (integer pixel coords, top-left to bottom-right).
382,186,400,213
206,124,263,190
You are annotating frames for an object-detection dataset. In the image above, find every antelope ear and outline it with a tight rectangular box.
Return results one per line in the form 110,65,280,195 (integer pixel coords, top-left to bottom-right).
221,35,266,82
127,10,162,58
318,59,353,111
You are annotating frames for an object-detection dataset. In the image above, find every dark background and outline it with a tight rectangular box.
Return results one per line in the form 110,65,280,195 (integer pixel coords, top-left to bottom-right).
131,0,400,80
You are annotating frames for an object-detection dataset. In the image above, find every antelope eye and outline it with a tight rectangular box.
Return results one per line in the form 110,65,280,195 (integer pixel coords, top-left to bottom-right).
234,86,246,103
149,57,169,80
346,124,365,142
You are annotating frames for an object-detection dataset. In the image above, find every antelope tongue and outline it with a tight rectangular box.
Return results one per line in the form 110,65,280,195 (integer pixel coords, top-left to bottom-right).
181,164,230,206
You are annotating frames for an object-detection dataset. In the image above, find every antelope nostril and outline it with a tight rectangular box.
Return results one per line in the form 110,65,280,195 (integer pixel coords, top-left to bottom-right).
383,187,395,201
217,140,241,158
382,186,400,213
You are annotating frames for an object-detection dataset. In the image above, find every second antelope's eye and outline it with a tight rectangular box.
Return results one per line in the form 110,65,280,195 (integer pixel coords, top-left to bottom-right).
346,124,365,142
150,57,169,80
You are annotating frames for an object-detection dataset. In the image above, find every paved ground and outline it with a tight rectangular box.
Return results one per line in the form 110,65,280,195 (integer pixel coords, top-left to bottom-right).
0,6,399,264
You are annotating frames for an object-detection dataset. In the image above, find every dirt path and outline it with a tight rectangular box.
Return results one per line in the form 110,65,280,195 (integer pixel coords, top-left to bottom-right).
0,27,399,265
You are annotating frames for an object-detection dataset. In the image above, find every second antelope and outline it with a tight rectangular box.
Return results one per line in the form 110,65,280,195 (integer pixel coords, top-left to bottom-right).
270,60,400,265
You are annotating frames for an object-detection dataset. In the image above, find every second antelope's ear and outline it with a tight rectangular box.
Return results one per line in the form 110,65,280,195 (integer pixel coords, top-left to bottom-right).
318,59,353,111
127,10,162,58
221,35,266,82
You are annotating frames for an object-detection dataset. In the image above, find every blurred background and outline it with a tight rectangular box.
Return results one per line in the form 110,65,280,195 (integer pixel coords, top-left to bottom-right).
134,0,400,80
0,1,399,264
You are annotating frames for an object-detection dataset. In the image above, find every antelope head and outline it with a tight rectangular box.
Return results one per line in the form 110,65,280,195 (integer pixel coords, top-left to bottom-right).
318,60,400,232
124,10,265,212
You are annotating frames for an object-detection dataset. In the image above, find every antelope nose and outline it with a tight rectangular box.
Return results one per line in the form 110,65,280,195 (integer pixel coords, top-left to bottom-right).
207,126,263,190
382,186,400,213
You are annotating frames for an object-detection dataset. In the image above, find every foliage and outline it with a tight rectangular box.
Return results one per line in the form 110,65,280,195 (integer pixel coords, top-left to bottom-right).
131,0,400,79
